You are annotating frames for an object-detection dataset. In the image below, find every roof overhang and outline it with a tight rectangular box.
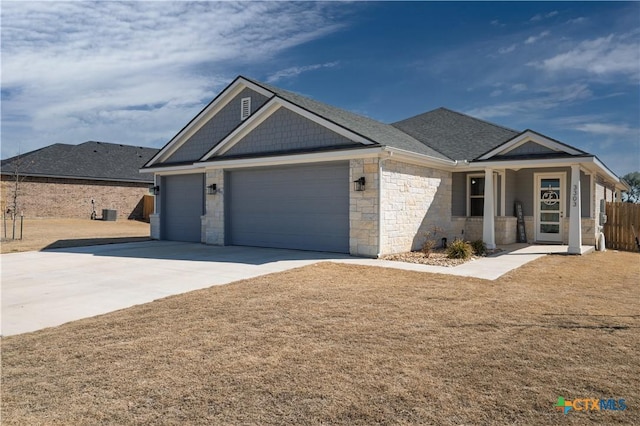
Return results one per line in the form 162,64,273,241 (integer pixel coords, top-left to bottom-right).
144,77,274,167
461,155,627,191
477,129,584,160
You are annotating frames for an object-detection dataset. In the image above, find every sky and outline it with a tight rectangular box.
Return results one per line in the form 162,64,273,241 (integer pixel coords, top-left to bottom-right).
1,1,639,176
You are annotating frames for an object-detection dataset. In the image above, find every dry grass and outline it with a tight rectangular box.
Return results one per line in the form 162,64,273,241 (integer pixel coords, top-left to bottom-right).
2,251,639,425
0,218,150,253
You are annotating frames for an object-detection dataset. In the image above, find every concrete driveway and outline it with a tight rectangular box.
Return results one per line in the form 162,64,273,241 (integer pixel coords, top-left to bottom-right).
1,241,350,336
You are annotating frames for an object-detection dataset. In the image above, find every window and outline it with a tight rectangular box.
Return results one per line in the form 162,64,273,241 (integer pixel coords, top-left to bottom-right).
240,97,251,120
468,175,485,216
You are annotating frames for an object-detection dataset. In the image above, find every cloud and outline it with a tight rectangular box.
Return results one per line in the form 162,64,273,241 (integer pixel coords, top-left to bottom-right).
490,19,505,27
266,62,340,83
498,44,516,54
573,123,638,137
530,11,558,22
0,2,347,157
466,84,593,119
529,34,640,78
566,17,587,25
525,30,551,44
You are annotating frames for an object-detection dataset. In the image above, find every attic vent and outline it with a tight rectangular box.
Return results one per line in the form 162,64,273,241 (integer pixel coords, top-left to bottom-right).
240,97,251,121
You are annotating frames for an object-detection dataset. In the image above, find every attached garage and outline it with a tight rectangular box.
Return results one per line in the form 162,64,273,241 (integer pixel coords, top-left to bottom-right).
226,162,349,253
161,173,204,242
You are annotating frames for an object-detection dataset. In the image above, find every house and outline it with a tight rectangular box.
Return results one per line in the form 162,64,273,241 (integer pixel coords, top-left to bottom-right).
142,76,627,256
1,141,159,220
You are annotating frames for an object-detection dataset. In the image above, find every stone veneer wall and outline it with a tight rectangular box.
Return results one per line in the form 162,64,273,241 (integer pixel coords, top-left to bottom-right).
202,169,225,245
451,216,518,245
1,175,150,220
349,158,379,257
380,160,452,255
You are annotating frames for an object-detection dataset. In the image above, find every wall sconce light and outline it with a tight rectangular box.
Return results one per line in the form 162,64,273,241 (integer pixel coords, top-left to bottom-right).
149,185,160,195
207,183,217,195
353,176,366,191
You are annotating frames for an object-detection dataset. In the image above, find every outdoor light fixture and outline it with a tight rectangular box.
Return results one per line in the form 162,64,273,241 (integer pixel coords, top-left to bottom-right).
353,176,366,191
149,185,160,195
207,183,217,195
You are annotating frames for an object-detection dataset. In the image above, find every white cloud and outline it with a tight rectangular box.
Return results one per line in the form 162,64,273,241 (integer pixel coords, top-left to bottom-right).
530,11,558,22
525,30,550,44
511,83,528,93
530,34,640,78
466,84,593,119
490,89,503,97
566,17,587,25
573,123,638,137
0,2,346,157
267,62,340,83
498,44,516,54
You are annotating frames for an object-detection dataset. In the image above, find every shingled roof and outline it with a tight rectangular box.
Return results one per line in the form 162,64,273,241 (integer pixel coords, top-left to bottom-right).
245,78,452,162
391,108,520,162
1,142,158,183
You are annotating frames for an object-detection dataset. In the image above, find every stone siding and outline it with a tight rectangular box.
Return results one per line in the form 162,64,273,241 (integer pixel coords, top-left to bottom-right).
349,158,379,257
380,160,452,255
150,214,160,239
1,175,150,220
202,169,225,245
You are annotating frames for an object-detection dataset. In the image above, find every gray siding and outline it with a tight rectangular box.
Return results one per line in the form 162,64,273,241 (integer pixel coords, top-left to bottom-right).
226,162,349,253
164,88,270,163
499,141,556,156
451,172,466,216
222,107,359,157
505,169,517,216
581,172,590,217
161,173,204,242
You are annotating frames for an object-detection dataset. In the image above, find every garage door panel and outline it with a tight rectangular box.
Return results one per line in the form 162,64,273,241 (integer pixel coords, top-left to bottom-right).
228,163,349,253
162,174,204,242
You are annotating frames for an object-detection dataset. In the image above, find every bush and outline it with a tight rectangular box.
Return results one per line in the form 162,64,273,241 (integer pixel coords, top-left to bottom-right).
446,239,473,260
421,239,437,257
470,240,487,256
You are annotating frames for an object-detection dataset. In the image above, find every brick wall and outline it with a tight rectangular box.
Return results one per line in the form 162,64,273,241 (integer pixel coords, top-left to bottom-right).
1,175,150,220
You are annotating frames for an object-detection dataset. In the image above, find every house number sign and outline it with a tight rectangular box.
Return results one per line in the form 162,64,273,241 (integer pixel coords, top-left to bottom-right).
572,184,578,207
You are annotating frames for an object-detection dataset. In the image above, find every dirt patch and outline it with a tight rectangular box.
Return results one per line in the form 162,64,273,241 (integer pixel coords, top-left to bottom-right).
2,250,638,425
1,218,150,253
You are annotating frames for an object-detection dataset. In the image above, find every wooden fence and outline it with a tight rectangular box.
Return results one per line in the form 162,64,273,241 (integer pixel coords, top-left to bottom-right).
142,195,155,222
604,202,640,252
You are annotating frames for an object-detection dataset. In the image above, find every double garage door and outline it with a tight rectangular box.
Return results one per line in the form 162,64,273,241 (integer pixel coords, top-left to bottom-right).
227,162,349,253
162,163,350,253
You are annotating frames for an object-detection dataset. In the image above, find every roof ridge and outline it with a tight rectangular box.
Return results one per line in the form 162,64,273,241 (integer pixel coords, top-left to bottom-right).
437,107,520,134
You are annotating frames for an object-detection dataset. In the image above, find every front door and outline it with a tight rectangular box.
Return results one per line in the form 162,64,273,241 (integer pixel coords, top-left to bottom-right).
535,173,565,242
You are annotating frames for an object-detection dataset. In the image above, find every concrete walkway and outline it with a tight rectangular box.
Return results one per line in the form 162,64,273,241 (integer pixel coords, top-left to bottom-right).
1,241,593,336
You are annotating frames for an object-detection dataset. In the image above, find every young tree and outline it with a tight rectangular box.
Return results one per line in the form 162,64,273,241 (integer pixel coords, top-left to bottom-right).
621,172,640,203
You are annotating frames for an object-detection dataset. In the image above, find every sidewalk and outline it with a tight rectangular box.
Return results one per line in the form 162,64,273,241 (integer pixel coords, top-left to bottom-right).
338,244,594,280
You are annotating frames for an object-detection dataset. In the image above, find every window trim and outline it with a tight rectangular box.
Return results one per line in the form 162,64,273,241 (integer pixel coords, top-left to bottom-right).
466,173,498,217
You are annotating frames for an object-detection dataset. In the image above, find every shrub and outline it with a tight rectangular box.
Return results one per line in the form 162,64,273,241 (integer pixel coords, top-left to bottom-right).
470,240,487,256
421,239,437,257
446,238,473,260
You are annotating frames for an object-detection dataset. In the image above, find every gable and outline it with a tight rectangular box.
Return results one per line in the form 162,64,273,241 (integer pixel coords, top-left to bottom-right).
162,88,270,164
495,140,557,157
218,107,362,158
478,130,585,160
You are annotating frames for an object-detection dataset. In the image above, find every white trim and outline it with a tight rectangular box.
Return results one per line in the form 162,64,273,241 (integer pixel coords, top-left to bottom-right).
499,169,506,216
590,173,594,219
201,147,384,170
383,147,457,168
478,130,583,160
146,78,273,167
470,156,592,169
534,172,566,243
200,97,375,161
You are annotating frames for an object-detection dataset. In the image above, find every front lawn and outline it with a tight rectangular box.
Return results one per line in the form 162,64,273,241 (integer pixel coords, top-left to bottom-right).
2,251,638,424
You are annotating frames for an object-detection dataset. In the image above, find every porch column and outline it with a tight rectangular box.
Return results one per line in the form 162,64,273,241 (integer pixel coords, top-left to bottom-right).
568,164,582,254
482,168,496,249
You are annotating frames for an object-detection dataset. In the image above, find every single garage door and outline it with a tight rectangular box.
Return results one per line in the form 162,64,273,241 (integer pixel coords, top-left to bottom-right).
228,162,349,253
161,173,204,242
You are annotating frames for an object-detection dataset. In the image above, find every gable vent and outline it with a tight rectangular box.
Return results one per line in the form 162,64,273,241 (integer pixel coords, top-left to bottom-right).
240,97,251,121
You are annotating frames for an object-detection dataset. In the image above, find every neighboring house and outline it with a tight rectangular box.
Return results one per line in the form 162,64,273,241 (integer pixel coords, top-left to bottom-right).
1,142,159,220
142,76,627,256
